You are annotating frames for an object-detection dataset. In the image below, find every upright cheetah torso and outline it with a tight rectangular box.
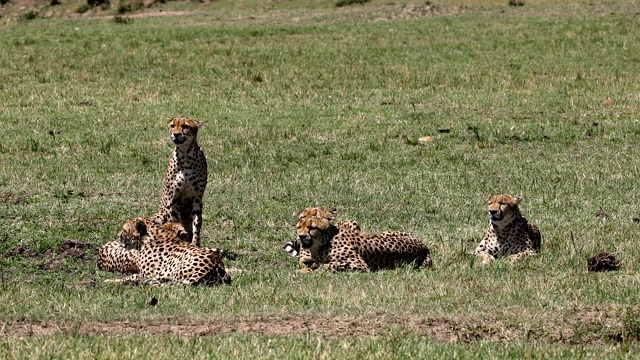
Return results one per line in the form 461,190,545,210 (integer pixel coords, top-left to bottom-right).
291,207,432,272
474,194,541,264
152,117,208,246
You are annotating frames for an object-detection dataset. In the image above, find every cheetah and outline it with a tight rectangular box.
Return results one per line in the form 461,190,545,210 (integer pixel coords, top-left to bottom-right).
474,194,541,265
97,220,188,275
292,207,432,272
283,207,361,269
151,117,208,246
103,217,230,286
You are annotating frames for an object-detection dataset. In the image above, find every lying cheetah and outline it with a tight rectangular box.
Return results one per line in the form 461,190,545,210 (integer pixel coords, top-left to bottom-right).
474,194,541,264
102,218,230,286
97,221,188,275
283,207,361,269
292,207,432,272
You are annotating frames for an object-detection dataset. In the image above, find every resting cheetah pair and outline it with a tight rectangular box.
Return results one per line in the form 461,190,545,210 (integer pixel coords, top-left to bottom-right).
98,117,230,285
101,218,229,286
284,194,541,272
283,207,432,272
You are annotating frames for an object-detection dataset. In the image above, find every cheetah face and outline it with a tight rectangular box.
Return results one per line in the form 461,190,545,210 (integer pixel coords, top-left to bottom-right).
296,216,334,250
487,194,522,224
118,218,148,251
168,117,202,145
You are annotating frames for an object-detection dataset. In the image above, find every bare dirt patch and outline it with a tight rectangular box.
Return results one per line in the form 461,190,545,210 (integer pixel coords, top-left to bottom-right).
1,308,633,344
53,239,93,259
116,10,195,18
394,3,467,20
4,244,37,258
0,193,30,206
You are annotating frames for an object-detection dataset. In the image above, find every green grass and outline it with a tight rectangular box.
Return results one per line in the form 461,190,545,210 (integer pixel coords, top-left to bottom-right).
1,0,640,357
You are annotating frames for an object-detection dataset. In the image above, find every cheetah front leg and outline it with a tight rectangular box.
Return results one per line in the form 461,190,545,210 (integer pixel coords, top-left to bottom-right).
104,274,142,284
474,235,499,265
478,251,496,265
190,198,203,246
506,249,537,263
474,240,495,265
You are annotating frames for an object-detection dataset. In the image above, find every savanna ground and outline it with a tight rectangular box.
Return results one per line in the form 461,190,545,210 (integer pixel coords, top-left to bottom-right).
1,0,640,358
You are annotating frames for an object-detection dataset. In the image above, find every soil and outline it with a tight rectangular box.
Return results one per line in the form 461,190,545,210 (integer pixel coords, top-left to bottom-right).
0,309,629,344
4,244,37,258
54,239,93,259
6,240,93,271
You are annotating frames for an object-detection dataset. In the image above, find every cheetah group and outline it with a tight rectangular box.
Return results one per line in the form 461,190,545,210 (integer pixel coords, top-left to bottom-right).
98,117,542,286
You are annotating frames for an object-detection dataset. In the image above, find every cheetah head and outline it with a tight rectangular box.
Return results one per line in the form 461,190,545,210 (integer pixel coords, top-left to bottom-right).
487,194,523,225
168,117,202,146
118,218,149,251
298,207,337,221
162,221,189,242
296,216,338,251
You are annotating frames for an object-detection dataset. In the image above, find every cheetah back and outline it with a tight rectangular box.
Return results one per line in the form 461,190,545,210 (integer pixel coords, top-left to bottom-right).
332,230,432,271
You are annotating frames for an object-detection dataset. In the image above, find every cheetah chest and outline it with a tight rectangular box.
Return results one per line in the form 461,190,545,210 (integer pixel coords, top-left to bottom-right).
169,160,205,198
483,222,529,256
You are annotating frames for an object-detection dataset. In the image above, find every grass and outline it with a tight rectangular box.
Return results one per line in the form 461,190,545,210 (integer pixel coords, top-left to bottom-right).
1,0,640,357
3,333,634,360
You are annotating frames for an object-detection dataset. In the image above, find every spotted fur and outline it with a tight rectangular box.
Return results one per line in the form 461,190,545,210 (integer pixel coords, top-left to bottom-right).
293,207,432,272
282,207,361,268
103,217,230,286
474,194,541,264
151,117,208,246
97,221,188,275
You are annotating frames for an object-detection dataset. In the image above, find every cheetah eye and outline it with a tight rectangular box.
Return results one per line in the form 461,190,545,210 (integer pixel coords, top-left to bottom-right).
169,124,175,128
183,125,191,129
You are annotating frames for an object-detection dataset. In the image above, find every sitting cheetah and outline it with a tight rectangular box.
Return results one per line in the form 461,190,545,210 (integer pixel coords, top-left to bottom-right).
283,207,361,269
292,207,432,272
97,221,188,275
103,217,230,286
151,116,208,246
474,194,541,264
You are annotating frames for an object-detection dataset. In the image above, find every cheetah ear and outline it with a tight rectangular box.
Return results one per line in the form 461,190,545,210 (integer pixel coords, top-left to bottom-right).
177,230,189,242
513,196,523,205
195,120,203,128
324,207,337,221
135,219,148,237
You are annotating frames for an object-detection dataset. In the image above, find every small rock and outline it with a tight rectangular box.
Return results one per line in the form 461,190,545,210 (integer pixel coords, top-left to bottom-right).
418,136,434,144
